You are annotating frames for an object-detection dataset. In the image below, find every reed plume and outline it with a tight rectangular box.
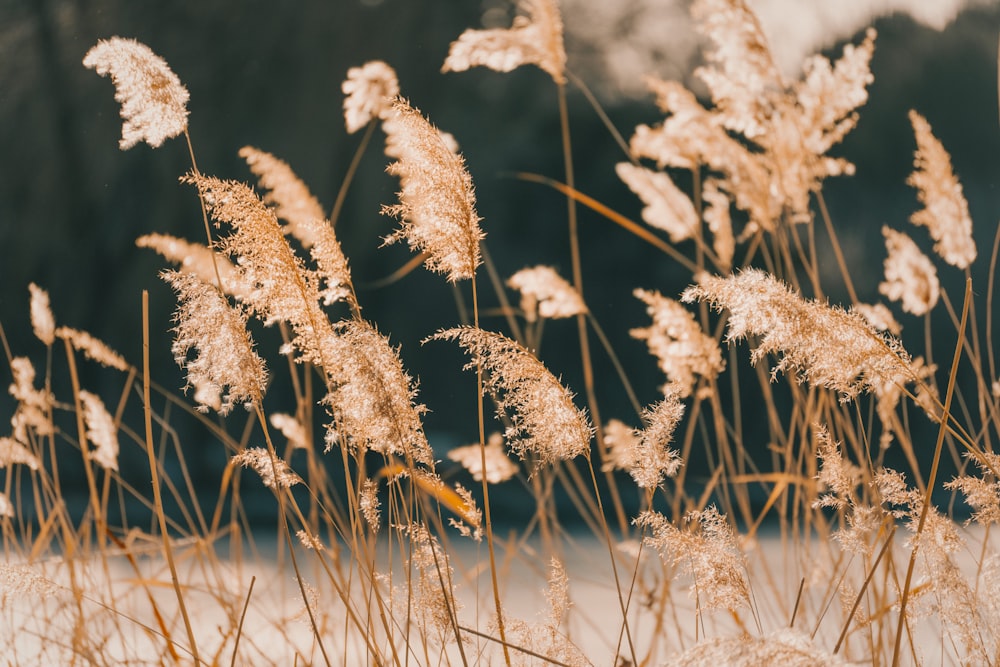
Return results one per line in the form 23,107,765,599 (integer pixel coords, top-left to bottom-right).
137,233,248,298
631,287,723,398
240,146,354,306
83,37,189,149
507,265,585,322
79,391,120,472
879,226,940,316
442,0,566,85
28,283,55,346
907,109,977,269
342,60,400,133
682,269,914,401
430,326,591,465
447,432,519,484
163,269,267,414
381,98,484,282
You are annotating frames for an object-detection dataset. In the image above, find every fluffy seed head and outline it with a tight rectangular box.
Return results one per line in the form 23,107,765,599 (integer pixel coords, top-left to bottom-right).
28,284,55,346
164,270,267,414
879,226,940,316
632,288,724,398
232,447,301,489
56,327,128,371
907,110,976,268
507,266,585,322
342,60,400,133
616,162,699,243
443,0,566,84
447,432,519,484
683,269,914,401
320,320,432,467
79,391,119,472
382,99,484,282
430,327,592,466
83,37,189,149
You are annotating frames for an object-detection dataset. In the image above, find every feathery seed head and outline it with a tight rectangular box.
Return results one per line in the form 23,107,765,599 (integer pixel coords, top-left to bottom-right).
342,60,400,133
443,0,566,84
269,413,310,450
9,357,54,443
632,288,724,398
683,269,914,401
429,327,592,466
447,432,519,484
853,302,902,336
879,226,940,316
616,162,699,243
359,478,381,533
382,99,484,282
320,320,433,466
83,37,189,149
630,395,686,489
637,506,750,612
907,110,976,268
239,146,327,241
79,391,119,472
136,233,249,298
181,172,334,361
28,284,55,347
55,327,128,371
0,437,41,471
240,147,354,306
163,270,267,414
507,266,585,322
232,447,301,489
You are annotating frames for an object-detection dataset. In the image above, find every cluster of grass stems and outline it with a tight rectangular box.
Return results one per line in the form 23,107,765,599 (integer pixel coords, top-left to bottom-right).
3,2,1000,665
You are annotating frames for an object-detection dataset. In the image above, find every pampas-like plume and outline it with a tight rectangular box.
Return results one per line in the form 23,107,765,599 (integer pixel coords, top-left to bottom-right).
269,413,309,450
239,146,327,238
945,451,1000,527
83,37,189,149
691,0,783,140
507,265,585,322
615,162,699,243
447,432,519,484
320,320,433,467
637,506,751,612
232,447,301,489
0,437,41,471
630,396,686,489
55,327,128,372
181,173,335,365
442,0,566,85
28,284,55,346
631,288,724,398
342,60,400,133
8,358,53,443
879,226,940,316
907,110,977,269
382,98,484,282
163,270,267,414
632,5,875,230
600,399,685,489
240,146,354,306
682,269,914,401
79,391,119,472
429,327,591,465
136,233,249,298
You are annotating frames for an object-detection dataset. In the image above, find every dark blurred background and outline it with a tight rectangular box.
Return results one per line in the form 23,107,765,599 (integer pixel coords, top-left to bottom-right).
2,0,999,527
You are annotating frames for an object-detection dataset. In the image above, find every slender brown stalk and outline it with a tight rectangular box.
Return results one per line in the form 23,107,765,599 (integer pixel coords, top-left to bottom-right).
891,278,972,667
142,291,200,664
